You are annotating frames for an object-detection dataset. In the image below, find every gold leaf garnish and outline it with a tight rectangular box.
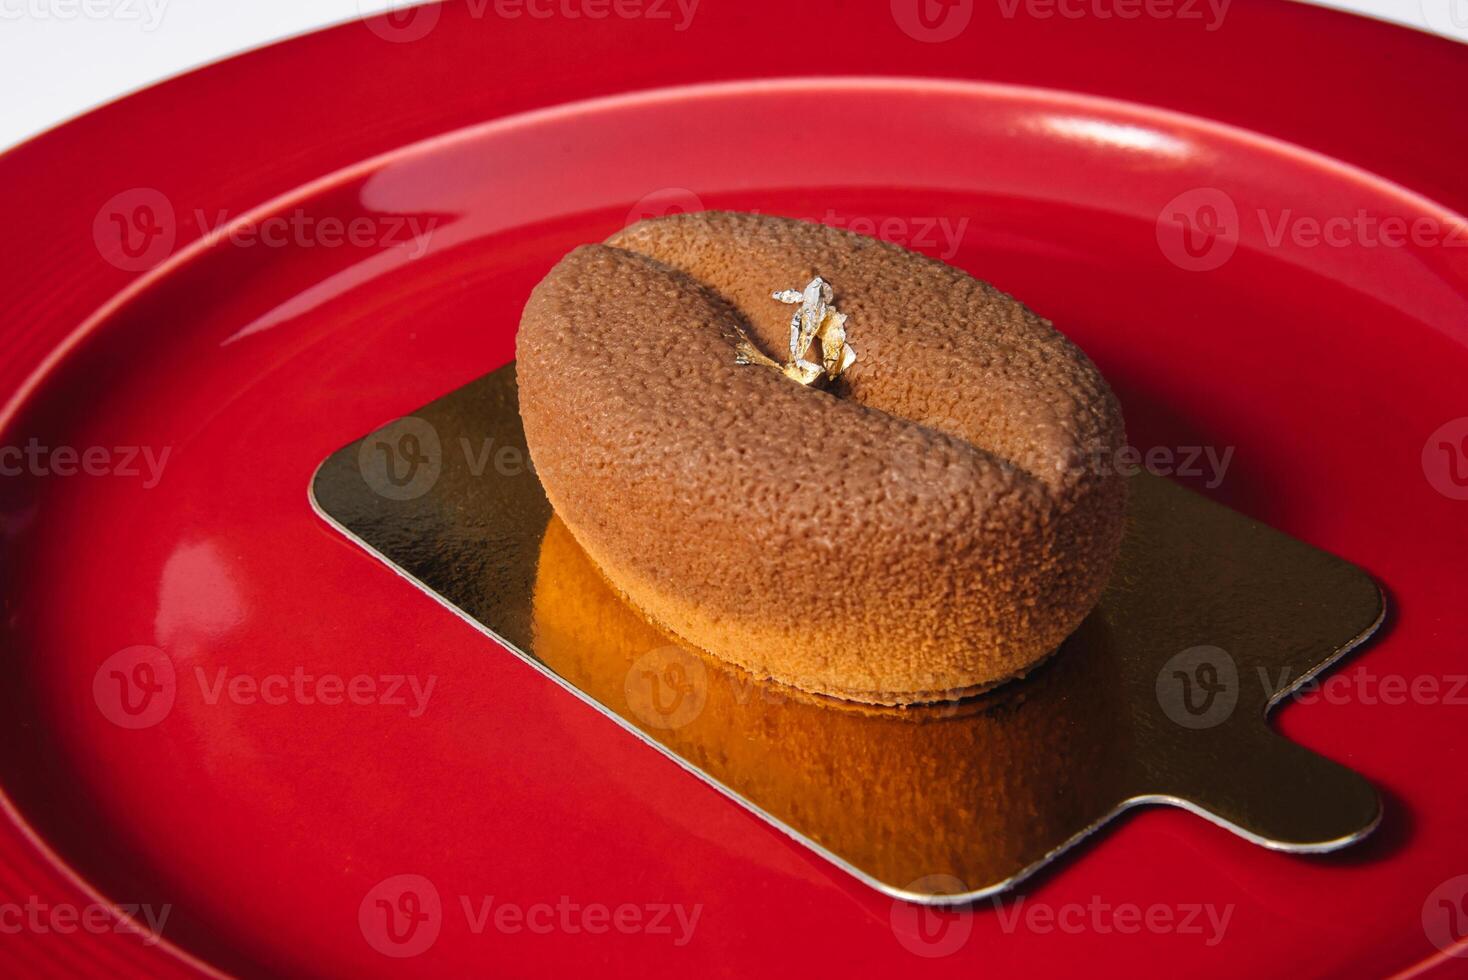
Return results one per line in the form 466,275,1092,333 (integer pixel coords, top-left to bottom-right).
734,276,855,386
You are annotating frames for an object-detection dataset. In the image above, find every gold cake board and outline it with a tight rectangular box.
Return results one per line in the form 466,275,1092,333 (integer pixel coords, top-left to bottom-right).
310,364,1384,905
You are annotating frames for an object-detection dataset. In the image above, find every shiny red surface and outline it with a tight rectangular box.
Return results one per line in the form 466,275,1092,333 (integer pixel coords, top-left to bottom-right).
1,2,1466,977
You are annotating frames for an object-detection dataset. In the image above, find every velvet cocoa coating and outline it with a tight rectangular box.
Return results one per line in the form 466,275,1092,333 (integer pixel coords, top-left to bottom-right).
516,212,1126,704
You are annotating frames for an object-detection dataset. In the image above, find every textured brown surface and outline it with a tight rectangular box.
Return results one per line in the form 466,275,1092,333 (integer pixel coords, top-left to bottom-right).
515,212,1127,704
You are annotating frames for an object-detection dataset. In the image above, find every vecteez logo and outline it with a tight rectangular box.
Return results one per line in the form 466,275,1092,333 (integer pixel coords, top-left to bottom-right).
358,417,443,501
360,875,444,958
624,646,707,730
889,876,974,957
1419,0,1468,43
488,0,700,29
360,0,442,42
1155,187,1239,272
888,414,973,498
1155,645,1238,729
993,0,1231,30
362,0,702,41
1423,875,1468,957
0,898,172,946
93,188,177,272
625,187,705,228
891,0,974,42
1157,188,1465,272
93,645,177,729
1423,417,1468,501
0,0,169,29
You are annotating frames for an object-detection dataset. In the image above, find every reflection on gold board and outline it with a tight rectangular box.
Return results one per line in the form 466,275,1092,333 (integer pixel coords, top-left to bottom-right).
311,363,1385,904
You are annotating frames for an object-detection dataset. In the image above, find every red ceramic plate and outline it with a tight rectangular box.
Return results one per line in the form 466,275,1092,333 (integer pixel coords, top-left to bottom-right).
2,1,1466,976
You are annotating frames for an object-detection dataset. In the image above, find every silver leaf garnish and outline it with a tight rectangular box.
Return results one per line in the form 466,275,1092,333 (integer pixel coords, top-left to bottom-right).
734,276,855,387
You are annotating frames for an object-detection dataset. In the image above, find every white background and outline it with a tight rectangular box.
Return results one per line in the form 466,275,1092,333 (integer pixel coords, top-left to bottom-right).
0,0,1462,154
